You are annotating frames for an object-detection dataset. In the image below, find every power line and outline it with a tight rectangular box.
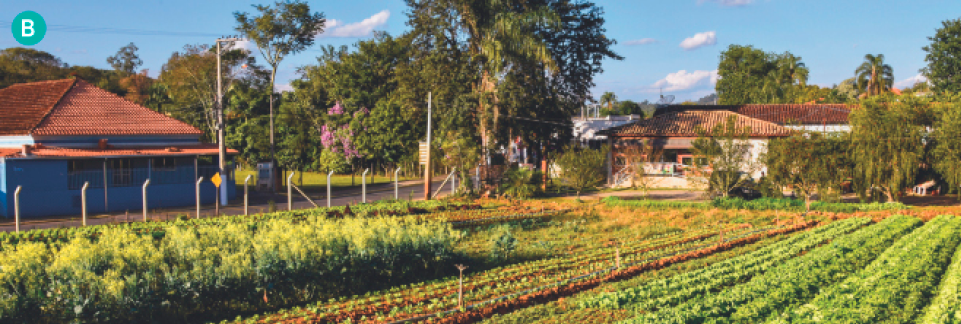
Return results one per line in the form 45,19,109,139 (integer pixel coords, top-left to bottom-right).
0,21,225,37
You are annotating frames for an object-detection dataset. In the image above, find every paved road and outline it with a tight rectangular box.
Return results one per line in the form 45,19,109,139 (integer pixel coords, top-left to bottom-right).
0,179,453,232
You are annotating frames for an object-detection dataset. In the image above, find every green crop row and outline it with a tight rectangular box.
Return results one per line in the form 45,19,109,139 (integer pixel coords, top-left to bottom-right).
577,217,869,311
771,215,961,324
602,196,909,213
918,220,961,324
0,216,462,323
623,215,921,324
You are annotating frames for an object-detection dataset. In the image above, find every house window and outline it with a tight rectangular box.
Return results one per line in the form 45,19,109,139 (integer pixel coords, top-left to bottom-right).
152,157,177,171
68,160,105,190
110,159,133,187
663,150,678,163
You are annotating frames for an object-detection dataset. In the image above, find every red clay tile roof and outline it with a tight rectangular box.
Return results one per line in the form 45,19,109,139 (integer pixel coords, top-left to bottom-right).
653,104,854,125
602,110,794,137
0,79,76,136
0,79,202,136
33,79,202,136
1,144,236,159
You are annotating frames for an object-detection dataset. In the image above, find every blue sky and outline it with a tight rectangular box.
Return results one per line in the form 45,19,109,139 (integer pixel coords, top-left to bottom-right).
1,0,958,102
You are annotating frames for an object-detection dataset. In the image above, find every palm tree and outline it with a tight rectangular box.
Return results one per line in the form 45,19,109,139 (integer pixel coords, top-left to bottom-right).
855,54,894,97
600,92,617,110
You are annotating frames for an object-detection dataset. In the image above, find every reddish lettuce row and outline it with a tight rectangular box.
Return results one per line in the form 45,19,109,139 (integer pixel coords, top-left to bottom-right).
235,226,747,324
418,222,819,324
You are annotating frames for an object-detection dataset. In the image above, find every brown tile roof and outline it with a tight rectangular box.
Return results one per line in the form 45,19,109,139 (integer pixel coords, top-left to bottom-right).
1,144,236,159
0,79,76,136
33,79,202,136
602,110,794,137
0,79,202,136
653,104,854,125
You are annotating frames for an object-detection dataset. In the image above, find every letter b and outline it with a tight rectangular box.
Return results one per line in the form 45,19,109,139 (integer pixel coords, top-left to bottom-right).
21,19,34,37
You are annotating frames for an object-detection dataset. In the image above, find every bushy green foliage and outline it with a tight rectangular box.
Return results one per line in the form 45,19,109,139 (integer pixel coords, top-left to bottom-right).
489,225,519,262
555,145,609,197
500,167,542,199
0,215,461,322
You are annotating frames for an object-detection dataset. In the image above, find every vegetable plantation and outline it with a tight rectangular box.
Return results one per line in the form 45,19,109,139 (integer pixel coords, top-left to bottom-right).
4,196,958,324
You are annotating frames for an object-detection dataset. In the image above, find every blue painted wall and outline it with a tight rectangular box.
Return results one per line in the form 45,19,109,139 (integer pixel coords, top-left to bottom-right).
0,159,6,218
2,159,236,218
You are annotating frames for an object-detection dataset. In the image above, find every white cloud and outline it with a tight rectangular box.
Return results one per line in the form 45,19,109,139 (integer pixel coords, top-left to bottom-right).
698,0,754,6
625,38,658,46
679,31,716,51
652,69,719,92
275,83,294,93
895,73,929,89
323,10,390,38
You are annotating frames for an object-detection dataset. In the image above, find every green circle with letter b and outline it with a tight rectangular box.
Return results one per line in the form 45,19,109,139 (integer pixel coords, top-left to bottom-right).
12,11,46,46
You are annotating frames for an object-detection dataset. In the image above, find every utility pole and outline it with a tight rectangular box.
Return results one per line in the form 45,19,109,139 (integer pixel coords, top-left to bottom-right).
424,92,432,200
216,36,245,205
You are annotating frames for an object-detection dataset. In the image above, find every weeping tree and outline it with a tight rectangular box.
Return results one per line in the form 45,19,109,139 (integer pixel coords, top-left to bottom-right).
849,96,930,202
930,97,961,198
765,132,851,211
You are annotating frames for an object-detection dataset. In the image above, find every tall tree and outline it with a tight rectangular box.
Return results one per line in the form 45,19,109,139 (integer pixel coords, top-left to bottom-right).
106,42,142,75
405,0,559,150
855,54,894,97
922,17,961,94
158,44,253,141
600,91,617,110
234,0,325,175
716,45,809,104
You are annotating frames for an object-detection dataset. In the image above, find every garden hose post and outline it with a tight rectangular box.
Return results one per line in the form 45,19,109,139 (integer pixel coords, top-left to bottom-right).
288,171,296,211
195,177,204,218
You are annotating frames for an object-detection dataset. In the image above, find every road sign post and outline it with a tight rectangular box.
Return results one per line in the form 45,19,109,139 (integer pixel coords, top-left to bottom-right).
211,173,222,216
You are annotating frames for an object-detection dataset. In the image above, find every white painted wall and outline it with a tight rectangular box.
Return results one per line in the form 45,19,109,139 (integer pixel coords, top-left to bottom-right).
787,124,850,132
572,115,643,142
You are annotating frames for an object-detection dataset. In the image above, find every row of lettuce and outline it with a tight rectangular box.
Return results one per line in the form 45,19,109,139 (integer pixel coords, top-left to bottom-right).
571,214,961,324
602,196,909,213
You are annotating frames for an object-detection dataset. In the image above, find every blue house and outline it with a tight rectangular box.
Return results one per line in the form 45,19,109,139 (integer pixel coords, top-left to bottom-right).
0,79,236,218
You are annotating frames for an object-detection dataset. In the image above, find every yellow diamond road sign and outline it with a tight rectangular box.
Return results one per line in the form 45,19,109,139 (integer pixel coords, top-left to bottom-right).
211,172,222,188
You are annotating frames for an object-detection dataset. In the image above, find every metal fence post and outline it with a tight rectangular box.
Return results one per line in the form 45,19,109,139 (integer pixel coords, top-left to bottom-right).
244,175,252,216
287,171,296,211
14,186,21,233
394,167,402,199
196,177,204,218
327,170,334,208
142,179,150,222
362,168,369,203
81,182,89,226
